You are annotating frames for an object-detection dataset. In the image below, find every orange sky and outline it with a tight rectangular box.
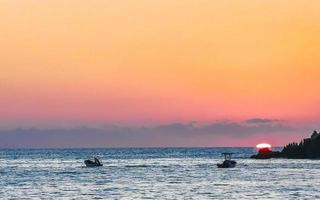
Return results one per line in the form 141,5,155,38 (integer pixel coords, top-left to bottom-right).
1,0,320,127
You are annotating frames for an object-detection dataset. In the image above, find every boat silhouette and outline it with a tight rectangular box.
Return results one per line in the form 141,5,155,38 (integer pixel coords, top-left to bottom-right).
217,153,237,168
84,157,103,167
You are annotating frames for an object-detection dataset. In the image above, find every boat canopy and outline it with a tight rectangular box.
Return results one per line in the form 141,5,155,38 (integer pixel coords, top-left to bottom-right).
222,153,234,160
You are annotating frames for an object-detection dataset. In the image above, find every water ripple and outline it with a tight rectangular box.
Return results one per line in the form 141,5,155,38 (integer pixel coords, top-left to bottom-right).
0,148,319,199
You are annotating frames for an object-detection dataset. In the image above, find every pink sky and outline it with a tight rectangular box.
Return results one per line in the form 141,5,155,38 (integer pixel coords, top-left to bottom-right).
1,0,320,147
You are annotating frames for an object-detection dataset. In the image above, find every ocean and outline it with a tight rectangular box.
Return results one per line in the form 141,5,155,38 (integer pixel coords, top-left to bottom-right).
0,148,319,199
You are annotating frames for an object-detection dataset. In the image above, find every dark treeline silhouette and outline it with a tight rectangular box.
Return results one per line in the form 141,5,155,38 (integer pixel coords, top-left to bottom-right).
251,130,320,159
281,130,320,158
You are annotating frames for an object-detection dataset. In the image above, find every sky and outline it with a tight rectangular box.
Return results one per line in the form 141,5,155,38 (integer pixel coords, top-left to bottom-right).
1,0,320,147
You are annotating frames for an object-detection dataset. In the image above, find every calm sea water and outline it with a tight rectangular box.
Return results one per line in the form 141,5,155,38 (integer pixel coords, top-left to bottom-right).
0,148,319,199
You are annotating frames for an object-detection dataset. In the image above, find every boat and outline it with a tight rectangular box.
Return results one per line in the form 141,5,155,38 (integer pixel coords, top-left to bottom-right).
217,153,237,168
84,157,103,167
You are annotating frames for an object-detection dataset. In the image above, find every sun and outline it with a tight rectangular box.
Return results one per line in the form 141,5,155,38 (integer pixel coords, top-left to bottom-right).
256,143,272,149
256,143,272,153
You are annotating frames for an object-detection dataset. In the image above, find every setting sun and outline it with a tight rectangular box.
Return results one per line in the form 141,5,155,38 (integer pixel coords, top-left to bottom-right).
256,143,272,153
256,143,272,149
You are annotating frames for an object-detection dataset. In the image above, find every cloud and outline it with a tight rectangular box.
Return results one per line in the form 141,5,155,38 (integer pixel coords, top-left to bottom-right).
245,118,279,124
154,121,293,137
0,120,296,148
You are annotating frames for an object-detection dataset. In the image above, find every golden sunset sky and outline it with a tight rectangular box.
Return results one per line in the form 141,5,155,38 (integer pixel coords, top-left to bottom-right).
1,1,320,146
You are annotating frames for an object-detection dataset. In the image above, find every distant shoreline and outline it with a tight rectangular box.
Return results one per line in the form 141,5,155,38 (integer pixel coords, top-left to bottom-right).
251,131,320,159
0,146,283,150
